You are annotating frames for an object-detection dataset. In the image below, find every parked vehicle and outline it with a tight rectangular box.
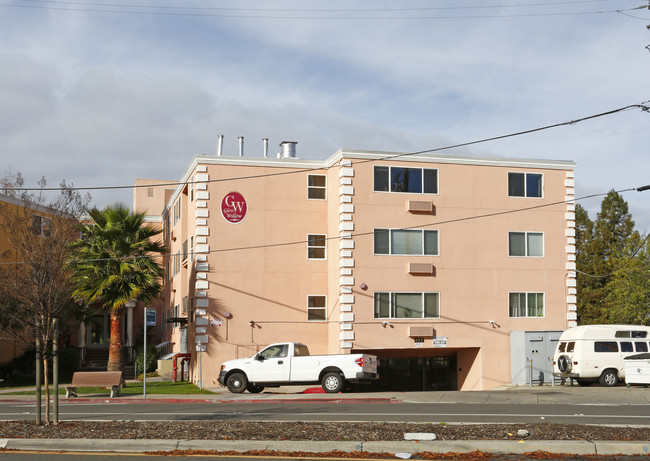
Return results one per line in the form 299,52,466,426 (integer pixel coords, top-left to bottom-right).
217,342,378,393
553,324,650,387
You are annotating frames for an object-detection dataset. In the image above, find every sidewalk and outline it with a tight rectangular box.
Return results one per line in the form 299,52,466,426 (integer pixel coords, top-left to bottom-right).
1,384,650,456
4,381,650,405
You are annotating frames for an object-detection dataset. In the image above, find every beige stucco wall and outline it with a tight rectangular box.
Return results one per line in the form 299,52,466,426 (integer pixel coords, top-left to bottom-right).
135,149,575,391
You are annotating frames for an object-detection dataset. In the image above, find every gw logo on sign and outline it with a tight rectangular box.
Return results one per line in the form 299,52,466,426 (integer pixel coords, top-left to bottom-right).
221,192,248,224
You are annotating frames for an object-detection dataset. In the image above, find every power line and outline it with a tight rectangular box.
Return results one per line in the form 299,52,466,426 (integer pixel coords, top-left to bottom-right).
199,188,636,255
2,0,641,19
3,187,647,267
7,100,650,194
11,0,614,13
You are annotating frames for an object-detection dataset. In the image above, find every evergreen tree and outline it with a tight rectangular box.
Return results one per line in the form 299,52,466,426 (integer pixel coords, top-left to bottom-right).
576,191,637,325
606,233,650,325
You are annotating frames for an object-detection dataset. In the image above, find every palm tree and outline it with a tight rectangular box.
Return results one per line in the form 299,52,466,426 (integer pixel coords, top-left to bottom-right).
70,204,165,372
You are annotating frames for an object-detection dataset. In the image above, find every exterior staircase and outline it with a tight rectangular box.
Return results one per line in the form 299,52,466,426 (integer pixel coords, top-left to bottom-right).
81,348,136,380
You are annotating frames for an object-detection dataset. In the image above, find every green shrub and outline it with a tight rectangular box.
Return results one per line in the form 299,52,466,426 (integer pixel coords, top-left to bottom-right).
135,346,159,376
136,371,159,381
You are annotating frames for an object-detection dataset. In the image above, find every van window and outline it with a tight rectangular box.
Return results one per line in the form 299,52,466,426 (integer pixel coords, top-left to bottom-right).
558,342,566,353
615,330,648,338
595,341,618,352
621,342,633,353
635,342,648,352
567,342,575,353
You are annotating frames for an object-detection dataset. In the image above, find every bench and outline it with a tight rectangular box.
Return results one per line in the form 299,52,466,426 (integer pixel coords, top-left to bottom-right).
65,371,124,398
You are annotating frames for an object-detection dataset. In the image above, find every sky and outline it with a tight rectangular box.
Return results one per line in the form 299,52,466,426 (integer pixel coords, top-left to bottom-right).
1,0,649,231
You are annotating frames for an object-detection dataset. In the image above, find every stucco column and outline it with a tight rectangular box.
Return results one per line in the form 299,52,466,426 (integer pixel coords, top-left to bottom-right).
125,300,136,348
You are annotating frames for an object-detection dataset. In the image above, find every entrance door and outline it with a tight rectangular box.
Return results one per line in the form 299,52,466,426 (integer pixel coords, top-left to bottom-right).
180,327,188,354
525,332,560,384
86,312,109,348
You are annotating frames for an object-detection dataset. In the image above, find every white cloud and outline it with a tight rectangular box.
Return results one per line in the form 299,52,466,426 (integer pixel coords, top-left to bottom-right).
1,1,649,229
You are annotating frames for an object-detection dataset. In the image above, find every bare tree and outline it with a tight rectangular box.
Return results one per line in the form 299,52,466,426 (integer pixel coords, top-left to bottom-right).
0,173,90,424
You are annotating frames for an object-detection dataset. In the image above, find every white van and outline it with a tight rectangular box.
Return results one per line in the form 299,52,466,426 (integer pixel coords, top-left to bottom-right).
553,324,650,387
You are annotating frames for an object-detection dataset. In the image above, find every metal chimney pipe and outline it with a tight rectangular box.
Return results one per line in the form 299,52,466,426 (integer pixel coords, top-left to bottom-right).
217,134,224,156
262,138,269,158
238,136,244,157
279,141,297,158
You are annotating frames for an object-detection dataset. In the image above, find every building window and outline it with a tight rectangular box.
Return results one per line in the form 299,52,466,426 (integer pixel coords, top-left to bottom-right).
173,251,180,275
374,292,440,319
189,297,194,324
189,177,194,202
374,229,439,255
508,172,543,198
182,296,188,314
509,292,545,318
147,187,154,198
307,295,327,321
190,236,194,262
173,200,181,225
172,305,179,328
308,175,326,200
508,232,544,257
182,240,188,262
374,166,438,194
31,215,51,237
307,234,326,259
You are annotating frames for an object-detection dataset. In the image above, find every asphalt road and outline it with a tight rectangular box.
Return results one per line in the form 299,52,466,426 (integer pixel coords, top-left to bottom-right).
2,400,650,425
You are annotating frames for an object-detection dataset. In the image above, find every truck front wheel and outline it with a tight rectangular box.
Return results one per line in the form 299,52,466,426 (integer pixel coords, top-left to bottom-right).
226,372,248,393
322,372,344,393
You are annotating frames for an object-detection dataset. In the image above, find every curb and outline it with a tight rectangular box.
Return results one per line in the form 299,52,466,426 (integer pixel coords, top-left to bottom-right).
2,438,650,456
0,397,396,404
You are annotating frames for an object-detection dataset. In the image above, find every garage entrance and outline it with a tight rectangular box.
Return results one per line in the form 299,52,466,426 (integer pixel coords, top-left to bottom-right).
354,349,458,391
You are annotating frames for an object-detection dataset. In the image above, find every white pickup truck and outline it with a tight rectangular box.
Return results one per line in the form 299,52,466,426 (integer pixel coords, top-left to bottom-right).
217,342,378,393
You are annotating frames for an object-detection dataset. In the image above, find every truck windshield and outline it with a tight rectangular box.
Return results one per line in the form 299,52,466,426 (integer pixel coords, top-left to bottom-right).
259,345,288,359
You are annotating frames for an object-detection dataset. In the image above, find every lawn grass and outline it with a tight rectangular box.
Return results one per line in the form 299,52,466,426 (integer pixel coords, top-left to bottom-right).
3,381,215,396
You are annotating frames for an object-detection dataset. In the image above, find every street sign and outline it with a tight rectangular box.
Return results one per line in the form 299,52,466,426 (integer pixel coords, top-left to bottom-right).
196,344,206,352
145,308,156,327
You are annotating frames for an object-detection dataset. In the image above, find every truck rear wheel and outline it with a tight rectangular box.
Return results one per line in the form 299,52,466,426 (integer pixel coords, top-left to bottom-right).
247,384,264,393
322,372,344,393
226,372,248,393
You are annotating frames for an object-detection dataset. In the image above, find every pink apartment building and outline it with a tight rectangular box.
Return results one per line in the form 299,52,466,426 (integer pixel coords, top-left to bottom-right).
133,139,577,391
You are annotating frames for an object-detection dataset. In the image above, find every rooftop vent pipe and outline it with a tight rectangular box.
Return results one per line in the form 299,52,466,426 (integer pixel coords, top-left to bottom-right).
263,138,269,158
279,141,297,158
217,134,224,156
238,136,244,157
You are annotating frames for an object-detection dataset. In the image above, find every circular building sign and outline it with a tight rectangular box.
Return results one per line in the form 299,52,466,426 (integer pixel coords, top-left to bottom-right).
221,192,247,224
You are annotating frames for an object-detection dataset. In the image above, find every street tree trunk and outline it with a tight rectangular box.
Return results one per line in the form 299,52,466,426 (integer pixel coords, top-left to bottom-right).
107,307,124,372
43,356,50,424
